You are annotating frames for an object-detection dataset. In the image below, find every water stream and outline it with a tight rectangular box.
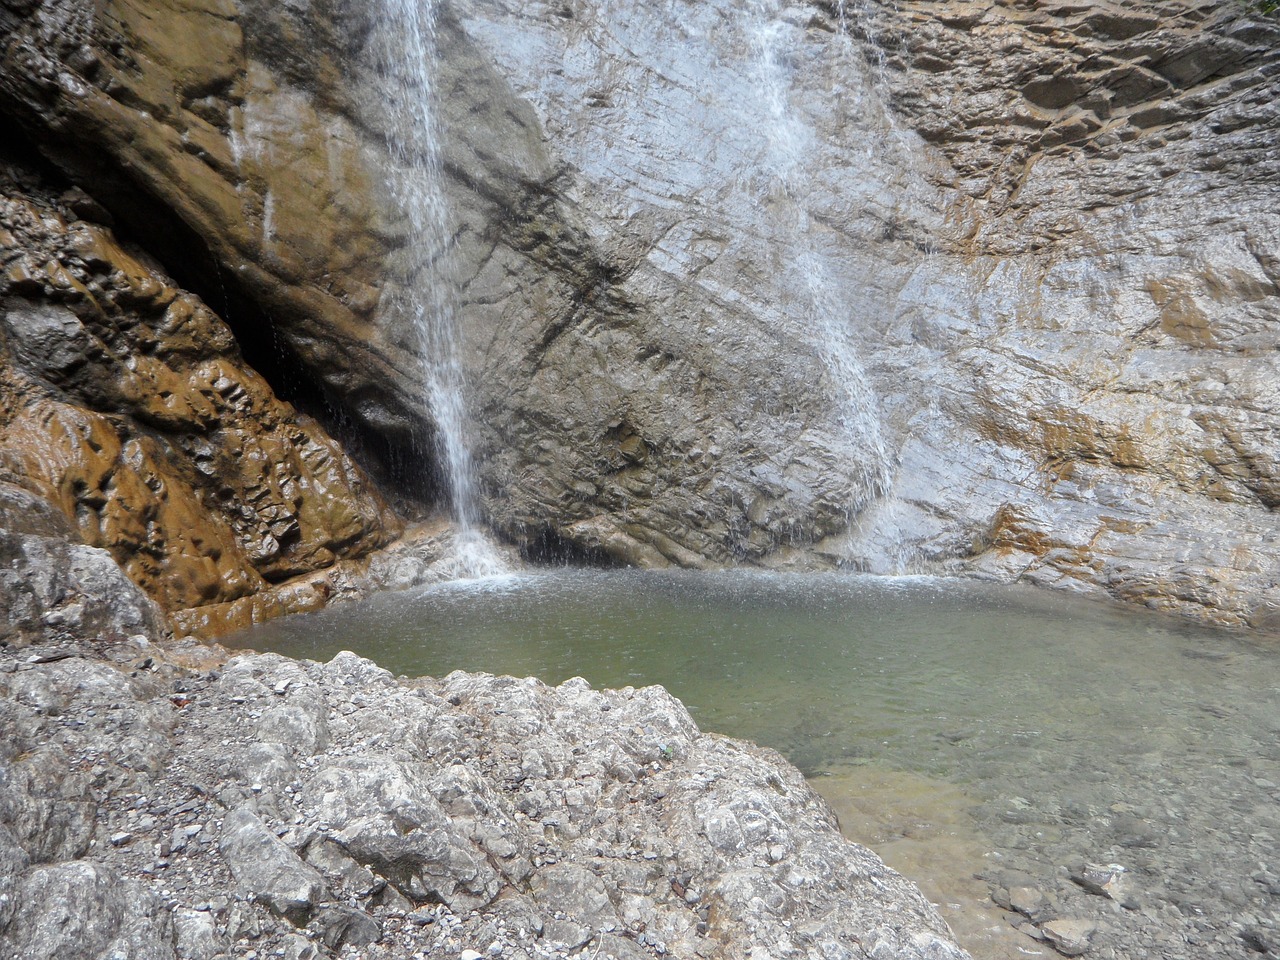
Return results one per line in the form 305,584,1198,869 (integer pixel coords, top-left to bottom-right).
370,0,503,575
745,0,894,522
231,570,1280,960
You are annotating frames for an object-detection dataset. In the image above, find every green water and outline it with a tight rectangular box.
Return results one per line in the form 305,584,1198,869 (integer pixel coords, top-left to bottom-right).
228,569,1278,779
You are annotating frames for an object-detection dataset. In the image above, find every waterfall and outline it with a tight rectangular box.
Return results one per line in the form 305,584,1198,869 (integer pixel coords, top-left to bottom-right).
372,0,504,576
745,0,894,523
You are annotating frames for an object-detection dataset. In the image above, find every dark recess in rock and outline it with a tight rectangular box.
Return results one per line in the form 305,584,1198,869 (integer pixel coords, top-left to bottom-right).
0,115,438,512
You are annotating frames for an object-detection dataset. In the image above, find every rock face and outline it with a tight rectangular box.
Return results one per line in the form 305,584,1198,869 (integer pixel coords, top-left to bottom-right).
441,0,1280,623
0,638,970,960
3,0,1279,625
846,0,1280,625
0,152,401,632
0,0,424,447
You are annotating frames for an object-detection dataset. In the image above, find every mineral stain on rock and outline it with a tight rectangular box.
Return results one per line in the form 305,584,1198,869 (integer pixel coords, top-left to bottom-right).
0,1,1278,956
0,154,401,637
2,0,1279,626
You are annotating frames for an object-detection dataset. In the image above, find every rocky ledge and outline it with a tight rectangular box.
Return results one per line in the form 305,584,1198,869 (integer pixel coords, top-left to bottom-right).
0,637,968,960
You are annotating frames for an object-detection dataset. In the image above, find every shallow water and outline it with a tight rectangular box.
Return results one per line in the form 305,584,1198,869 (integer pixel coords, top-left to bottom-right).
229,571,1280,959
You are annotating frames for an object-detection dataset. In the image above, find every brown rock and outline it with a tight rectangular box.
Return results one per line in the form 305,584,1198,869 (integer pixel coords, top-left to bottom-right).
0,162,400,625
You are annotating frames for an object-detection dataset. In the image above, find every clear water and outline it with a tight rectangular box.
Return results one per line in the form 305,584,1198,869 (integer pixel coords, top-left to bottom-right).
227,570,1272,775
229,571,1280,958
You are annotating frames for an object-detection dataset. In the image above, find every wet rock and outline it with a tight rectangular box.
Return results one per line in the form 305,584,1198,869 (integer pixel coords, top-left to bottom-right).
1071,862,1130,903
0,163,400,634
1,0,1278,626
1010,885,1049,920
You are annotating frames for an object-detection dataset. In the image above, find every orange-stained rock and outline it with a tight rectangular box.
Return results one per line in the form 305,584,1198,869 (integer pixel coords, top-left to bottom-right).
0,167,402,618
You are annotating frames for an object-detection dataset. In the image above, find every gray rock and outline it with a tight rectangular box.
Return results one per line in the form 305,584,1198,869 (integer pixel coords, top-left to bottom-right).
1071,862,1129,902
0,748,96,864
172,908,223,960
0,825,30,931
303,837,381,897
0,526,166,648
0,636,969,960
301,756,500,910
1009,886,1048,920
1041,918,1098,957
530,863,620,929
256,689,331,756
0,861,173,960
227,742,299,792
311,905,380,950
217,806,327,923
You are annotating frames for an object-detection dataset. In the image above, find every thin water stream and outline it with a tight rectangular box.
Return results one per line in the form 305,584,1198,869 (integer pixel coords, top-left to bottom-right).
369,0,504,576
230,570,1280,960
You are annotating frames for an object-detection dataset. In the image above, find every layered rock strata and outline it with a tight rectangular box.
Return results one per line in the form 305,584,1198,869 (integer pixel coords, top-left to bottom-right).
0,0,907,572
843,0,1280,624
3,0,1279,625
0,154,400,636
0,637,969,960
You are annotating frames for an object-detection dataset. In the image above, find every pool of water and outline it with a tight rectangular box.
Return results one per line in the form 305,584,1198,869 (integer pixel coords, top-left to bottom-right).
228,570,1280,959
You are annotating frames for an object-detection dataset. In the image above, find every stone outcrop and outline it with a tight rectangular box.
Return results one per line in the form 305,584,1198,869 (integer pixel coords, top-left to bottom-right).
0,152,401,634
0,480,166,646
0,637,971,960
3,0,1279,625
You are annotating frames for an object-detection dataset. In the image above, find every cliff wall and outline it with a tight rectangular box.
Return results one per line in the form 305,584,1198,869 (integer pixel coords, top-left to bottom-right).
1,0,1277,626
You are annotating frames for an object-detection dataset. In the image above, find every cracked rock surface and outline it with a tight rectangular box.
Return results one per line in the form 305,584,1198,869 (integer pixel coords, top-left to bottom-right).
0,146,401,636
0,637,968,960
2,0,1278,627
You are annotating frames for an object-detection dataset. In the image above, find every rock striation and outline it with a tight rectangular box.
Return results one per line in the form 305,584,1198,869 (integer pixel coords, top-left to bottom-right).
439,0,1280,624
847,0,1280,625
2,0,1279,627
0,637,970,960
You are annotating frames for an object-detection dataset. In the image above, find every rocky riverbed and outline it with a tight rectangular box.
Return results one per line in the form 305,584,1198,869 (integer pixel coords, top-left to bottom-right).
0,634,969,960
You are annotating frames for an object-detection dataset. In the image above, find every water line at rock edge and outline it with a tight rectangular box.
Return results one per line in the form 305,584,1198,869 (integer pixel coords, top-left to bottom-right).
371,0,504,576
745,0,894,526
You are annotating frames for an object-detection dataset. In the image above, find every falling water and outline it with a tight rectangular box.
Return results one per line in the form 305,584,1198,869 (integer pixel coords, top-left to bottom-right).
745,0,894,519
371,0,504,575
829,0,932,573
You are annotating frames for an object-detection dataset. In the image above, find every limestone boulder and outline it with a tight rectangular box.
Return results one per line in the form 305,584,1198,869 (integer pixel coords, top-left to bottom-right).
0,639,971,960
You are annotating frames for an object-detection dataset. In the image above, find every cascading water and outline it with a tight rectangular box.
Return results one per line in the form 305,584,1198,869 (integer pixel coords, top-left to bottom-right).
744,0,895,524
370,0,504,576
